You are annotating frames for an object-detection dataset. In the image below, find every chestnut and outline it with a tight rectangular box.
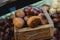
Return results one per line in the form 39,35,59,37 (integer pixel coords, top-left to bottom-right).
15,9,25,18
31,7,40,15
3,33,9,40
27,16,42,28
42,19,49,24
52,13,59,18
38,13,46,19
24,6,40,16
1,31,4,36
0,26,2,31
38,8,43,13
24,6,33,16
58,22,60,27
38,13,48,24
13,18,24,29
5,28,10,33
10,27,14,32
53,18,60,23
0,21,5,26
24,16,29,21
58,14,60,17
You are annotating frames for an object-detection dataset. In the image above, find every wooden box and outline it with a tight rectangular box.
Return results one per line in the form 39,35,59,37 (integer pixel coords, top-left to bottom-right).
14,11,54,40
14,25,54,40
14,1,54,40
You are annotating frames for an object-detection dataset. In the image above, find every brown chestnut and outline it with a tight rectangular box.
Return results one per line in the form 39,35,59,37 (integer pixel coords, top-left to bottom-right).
58,22,60,27
31,7,40,15
52,13,59,18
24,6,40,16
15,9,25,18
38,13,46,19
13,18,24,29
42,19,49,24
1,31,4,36
53,18,60,23
5,28,10,33
27,16,42,28
39,8,43,13
58,14,60,17
24,16,29,21
38,13,48,24
24,6,33,16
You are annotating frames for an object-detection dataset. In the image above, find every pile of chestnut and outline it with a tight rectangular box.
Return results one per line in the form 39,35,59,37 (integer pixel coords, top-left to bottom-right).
0,18,14,40
48,2,60,39
13,5,49,29
13,4,60,40
50,9,60,40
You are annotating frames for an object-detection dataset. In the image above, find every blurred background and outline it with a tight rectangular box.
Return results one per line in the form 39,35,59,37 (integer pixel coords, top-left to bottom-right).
0,0,41,16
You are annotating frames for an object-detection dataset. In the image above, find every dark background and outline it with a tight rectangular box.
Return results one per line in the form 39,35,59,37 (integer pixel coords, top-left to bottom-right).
0,0,41,16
